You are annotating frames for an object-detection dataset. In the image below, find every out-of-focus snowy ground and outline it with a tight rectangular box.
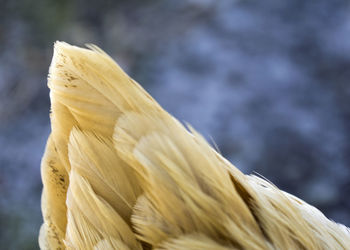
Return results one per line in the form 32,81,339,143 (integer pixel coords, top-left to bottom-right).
1,0,350,248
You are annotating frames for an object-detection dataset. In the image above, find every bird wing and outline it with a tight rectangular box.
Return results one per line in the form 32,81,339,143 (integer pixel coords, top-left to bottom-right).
40,42,350,250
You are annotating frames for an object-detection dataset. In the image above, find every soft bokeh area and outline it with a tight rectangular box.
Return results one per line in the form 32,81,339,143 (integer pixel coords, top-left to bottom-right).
1,0,350,248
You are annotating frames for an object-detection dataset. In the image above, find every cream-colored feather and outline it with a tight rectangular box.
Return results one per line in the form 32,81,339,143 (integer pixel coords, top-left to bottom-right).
40,41,350,250
40,135,68,249
155,234,237,250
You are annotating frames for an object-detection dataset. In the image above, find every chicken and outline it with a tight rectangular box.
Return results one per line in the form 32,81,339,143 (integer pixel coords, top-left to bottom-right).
39,41,350,250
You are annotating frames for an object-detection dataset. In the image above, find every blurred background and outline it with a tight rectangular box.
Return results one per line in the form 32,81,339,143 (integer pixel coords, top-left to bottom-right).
1,0,350,249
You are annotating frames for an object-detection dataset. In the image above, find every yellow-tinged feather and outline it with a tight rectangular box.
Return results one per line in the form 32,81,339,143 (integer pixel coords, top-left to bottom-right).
40,135,67,249
65,169,141,249
93,238,130,250
155,234,238,250
40,41,350,250
68,128,141,222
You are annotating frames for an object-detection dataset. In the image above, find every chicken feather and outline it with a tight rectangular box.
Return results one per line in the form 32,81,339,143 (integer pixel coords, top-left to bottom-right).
40,41,350,250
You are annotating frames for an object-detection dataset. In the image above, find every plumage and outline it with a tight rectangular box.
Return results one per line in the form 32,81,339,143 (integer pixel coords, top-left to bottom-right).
40,41,350,249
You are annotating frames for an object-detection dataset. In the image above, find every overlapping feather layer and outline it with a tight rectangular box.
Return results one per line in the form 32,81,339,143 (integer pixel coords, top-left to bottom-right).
39,42,350,250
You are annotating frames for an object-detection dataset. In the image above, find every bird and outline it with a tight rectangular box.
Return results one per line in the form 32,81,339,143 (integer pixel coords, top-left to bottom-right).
39,41,350,250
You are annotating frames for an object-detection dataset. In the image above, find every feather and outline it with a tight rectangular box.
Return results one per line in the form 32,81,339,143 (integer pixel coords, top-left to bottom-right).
155,234,237,250
40,41,350,250
65,169,141,249
40,135,68,249
114,113,268,248
41,41,146,249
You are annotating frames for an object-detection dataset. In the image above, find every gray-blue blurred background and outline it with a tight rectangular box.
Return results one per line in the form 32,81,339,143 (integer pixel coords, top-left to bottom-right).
1,0,350,249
